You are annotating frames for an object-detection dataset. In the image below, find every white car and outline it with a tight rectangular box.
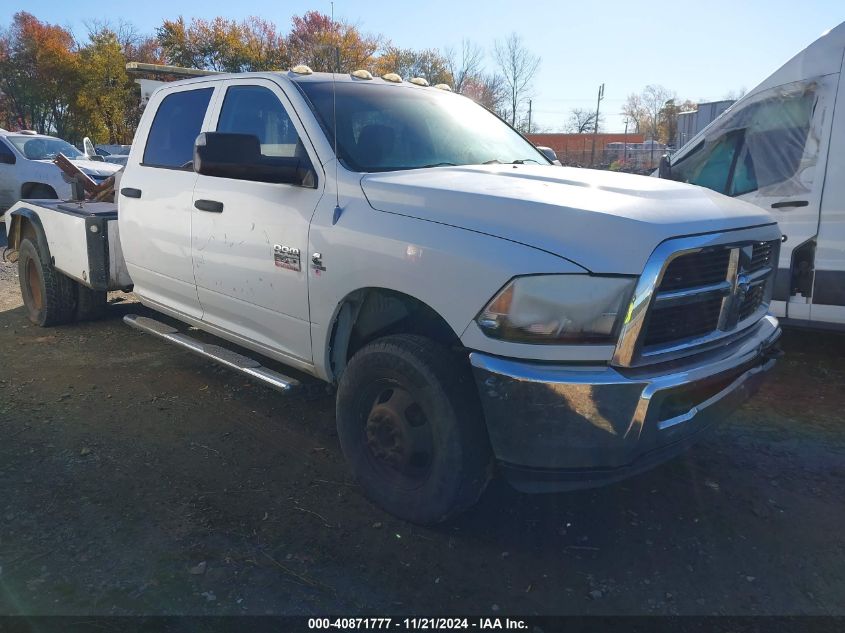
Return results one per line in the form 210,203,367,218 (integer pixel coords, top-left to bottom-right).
0,129,122,214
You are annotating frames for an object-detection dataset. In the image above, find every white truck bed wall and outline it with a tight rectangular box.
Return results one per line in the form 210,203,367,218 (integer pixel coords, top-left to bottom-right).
9,200,129,291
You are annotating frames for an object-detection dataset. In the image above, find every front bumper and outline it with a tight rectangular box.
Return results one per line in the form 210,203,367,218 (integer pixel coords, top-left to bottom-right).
469,315,781,493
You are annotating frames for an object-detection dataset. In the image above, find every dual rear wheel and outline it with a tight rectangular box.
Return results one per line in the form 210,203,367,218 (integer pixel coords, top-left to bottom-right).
18,237,107,326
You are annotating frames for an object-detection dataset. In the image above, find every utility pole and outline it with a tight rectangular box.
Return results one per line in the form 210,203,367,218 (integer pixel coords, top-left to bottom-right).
623,117,629,165
589,83,604,167
527,99,532,134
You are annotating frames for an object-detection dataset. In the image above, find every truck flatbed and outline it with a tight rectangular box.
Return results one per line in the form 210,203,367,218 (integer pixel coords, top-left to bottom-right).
5,198,128,291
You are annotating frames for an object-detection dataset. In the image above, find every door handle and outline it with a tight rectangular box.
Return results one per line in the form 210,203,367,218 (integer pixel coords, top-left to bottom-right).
194,199,224,213
771,200,808,209
120,187,142,199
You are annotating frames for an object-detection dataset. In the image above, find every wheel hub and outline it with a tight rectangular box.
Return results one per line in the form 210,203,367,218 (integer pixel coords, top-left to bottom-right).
26,259,43,311
364,386,432,478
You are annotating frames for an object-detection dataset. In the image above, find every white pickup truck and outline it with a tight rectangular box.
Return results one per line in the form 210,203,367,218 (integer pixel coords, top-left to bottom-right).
4,68,783,524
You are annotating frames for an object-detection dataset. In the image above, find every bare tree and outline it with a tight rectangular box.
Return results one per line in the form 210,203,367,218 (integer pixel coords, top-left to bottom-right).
640,84,676,141
723,87,747,101
493,32,540,128
621,93,647,134
566,107,602,134
445,39,483,93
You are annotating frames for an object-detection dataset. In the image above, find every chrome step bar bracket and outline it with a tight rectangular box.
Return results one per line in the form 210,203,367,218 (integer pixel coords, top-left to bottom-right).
123,314,300,393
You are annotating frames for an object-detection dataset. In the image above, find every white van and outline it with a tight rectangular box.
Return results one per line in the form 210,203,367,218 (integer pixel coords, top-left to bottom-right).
658,22,845,329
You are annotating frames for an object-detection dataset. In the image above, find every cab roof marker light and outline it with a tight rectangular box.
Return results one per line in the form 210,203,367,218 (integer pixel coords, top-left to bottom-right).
409,77,429,87
382,72,403,83
434,83,452,91
290,64,313,75
351,69,373,80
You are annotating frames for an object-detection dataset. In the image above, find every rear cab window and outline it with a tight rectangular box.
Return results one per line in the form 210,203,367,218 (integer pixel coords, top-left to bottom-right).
143,88,214,170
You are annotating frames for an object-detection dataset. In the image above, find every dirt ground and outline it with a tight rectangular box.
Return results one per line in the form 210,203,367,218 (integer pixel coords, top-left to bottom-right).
1,222,844,617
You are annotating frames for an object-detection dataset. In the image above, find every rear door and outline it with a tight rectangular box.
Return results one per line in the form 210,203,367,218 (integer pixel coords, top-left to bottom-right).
119,83,218,319
190,78,324,364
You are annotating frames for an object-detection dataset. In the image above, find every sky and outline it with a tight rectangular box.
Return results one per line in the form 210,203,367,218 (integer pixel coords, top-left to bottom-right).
2,0,843,131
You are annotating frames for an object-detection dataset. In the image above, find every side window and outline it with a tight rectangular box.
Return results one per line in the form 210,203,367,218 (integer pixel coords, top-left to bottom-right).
0,139,16,164
729,90,816,196
672,131,743,194
143,88,213,169
216,85,303,159
673,83,818,197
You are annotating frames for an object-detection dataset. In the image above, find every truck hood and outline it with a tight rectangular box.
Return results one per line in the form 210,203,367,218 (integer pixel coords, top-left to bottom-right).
360,165,776,274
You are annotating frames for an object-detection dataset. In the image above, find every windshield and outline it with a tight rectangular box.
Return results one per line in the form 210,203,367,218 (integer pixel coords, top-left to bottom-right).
296,80,549,172
7,135,84,160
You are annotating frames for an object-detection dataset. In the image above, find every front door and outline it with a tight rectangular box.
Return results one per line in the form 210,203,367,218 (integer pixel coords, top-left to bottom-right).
191,79,324,364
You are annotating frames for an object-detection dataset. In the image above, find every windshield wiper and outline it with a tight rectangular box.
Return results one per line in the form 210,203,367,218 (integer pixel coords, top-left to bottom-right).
482,158,540,165
421,162,457,168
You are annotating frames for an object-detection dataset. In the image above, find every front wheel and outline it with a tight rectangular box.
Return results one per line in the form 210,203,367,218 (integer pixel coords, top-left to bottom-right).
336,334,492,524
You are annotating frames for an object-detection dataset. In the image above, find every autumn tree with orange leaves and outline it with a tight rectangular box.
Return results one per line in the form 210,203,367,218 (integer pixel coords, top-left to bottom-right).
0,12,81,136
0,10,523,143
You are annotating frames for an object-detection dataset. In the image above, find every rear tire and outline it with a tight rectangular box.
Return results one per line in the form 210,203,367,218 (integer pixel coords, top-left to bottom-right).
336,334,492,524
18,237,76,326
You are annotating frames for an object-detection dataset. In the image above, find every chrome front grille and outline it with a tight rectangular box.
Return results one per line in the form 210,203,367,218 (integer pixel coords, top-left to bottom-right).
612,230,781,368
641,240,778,356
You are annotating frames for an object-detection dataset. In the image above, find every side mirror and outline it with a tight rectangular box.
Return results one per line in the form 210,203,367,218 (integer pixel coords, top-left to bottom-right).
537,146,559,164
193,132,315,187
0,153,15,165
658,154,672,179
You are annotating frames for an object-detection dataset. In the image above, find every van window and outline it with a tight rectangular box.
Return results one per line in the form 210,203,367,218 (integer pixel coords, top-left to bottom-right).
143,88,214,169
216,85,302,159
672,81,819,197
729,91,815,196
671,131,743,194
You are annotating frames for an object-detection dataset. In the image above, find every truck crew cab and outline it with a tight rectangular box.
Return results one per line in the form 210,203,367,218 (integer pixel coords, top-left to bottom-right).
4,66,782,524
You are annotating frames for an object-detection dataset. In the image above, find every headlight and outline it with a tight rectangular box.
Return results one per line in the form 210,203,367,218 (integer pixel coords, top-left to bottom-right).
476,275,636,344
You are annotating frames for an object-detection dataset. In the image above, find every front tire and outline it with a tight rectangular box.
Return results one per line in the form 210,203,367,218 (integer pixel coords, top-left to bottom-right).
336,334,492,524
18,237,76,326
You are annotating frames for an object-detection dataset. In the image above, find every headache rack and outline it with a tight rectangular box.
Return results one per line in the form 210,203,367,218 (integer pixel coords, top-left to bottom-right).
613,232,780,367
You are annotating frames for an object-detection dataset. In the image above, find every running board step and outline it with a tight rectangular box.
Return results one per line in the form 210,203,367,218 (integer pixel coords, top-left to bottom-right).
123,314,301,393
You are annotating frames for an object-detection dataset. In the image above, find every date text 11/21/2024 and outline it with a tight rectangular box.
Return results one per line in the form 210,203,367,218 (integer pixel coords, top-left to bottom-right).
307,617,529,630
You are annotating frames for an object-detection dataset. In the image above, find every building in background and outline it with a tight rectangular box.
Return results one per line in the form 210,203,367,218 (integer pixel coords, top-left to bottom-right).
676,99,735,150
526,133,656,171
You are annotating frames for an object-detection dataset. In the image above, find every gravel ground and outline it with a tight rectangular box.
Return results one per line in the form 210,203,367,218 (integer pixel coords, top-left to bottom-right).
1,217,844,616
